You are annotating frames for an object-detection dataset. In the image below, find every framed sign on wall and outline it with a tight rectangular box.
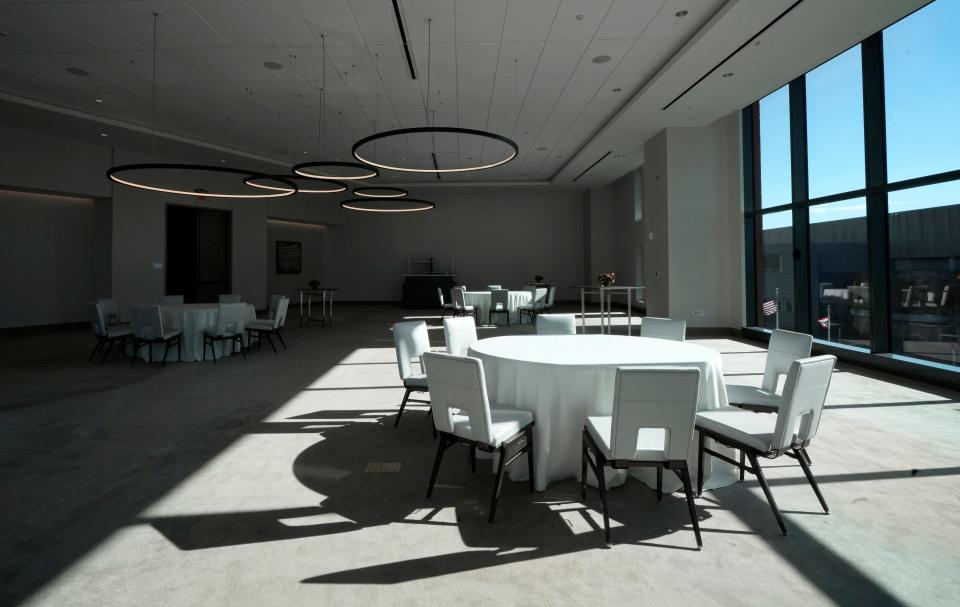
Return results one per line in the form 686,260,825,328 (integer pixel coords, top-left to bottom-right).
276,240,302,274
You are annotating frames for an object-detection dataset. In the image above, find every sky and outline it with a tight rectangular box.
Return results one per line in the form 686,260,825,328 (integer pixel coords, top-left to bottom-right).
759,0,960,230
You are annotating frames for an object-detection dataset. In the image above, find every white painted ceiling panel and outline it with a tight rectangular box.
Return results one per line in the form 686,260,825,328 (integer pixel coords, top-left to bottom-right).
347,0,400,45
548,0,613,41
185,0,274,48
454,0,506,43
594,0,663,40
239,0,318,47
501,0,560,41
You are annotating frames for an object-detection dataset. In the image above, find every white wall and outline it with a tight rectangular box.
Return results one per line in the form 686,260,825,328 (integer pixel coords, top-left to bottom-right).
0,190,98,327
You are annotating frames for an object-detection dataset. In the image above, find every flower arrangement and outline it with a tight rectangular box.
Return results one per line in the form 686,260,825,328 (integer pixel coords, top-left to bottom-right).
598,272,616,287
308,279,320,290
534,275,544,283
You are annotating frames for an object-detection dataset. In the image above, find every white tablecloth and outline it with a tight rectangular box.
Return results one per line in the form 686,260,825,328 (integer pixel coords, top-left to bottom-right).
138,303,256,362
463,288,547,325
467,335,737,492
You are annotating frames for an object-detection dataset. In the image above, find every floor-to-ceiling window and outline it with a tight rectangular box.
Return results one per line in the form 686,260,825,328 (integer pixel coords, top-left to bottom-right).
743,0,960,369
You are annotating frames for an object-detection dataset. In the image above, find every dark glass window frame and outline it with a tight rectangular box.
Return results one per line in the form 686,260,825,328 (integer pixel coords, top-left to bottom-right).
743,24,960,374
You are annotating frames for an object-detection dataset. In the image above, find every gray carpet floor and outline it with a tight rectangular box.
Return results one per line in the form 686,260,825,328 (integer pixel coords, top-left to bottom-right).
1,305,958,606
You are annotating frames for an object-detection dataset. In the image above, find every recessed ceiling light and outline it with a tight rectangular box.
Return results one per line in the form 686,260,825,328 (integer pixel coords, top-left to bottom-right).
100,132,108,137
263,61,283,70
575,14,584,21
675,10,689,18
66,67,89,76
612,87,622,92
95,98,103,103
591,55,611,64
722,72,734,78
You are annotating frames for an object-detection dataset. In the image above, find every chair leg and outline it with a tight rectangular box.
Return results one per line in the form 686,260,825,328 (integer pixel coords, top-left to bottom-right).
203,337,208,362
746,452,788,536
740,450,746,481
795,448,829,514
178,336,182,362
394,388,411,428
161,339,171,368
679,466,703,550
697,431,705,497
425,436,447,499
99,339,114,365
275,330,287,350
525,425,536,492
89,338,104,362
470,446,476,473
130,339,138,368
264,333,277,354
596,455,612,547
239,336,246,360
656,465,663,503
488,445,507,525
801,447,813,466
580,436,588,501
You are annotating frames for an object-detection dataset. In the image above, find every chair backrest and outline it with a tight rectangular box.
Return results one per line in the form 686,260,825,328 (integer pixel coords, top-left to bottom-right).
536,314,576,335
942,285,951,308
611,366,701,461
393,320,431,380
526,285,539,306
160,295,184,305
214,303,247,336
761,329,814,393
451,287,466,309
422,352,495,444
490,288,509,310
268,294,284,319
437,287,446,306
131,305,164,340
96,298,120,325
640,317,686,341
274,296,289,328
443,316,478,356
546,285,557,306
771,355,837,451
486,284,502,290
87,302,106,337
219,294,242,304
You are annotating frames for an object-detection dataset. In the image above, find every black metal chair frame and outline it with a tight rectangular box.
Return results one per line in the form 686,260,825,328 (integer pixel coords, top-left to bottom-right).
131,333,182,368
89,331,133,365
203,330,246,364
455,304,480,322
488,302,511,326
581,428,702,549
394,383,432,430
247,325,287,354
426,422,535,525
696,426,828,536
728,399,813,480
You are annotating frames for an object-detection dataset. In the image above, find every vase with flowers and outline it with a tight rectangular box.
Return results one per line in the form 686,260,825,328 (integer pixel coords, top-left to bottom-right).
598,272,616,287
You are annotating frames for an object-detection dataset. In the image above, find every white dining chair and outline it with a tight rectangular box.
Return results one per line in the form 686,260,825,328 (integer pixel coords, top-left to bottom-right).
437,287,457,319
536,313,576,335
726,329,813,412
203,303,248,363
392,320,433,429
696,355,836,536
582,366,702,548
130,305,182,367
640,317,686,341
443,316,478,356
96,298,128,327
518,285,542,324
246,296,288,353
451,287,479,321
486,284,502,290
489,288,510,325
159,295,184,305
218,294,242,304
422,352,535,525
87,302,133,365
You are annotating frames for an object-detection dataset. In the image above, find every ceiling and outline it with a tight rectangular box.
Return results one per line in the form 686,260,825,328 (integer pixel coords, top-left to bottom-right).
0,0,930,188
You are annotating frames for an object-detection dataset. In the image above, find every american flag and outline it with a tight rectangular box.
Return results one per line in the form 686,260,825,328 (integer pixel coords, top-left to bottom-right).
818,315,830,328
762,299,778,316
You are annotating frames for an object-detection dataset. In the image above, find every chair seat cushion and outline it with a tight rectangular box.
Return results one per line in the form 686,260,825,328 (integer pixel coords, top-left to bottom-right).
451,407,533,447
246,320,276,331
585,416,667,461
726,384,783,408
696,406,780,452
105,326,134,338
404,373,429,389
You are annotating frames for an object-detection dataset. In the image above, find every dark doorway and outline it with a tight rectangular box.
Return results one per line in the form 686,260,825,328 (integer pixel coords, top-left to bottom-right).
166,205,231,303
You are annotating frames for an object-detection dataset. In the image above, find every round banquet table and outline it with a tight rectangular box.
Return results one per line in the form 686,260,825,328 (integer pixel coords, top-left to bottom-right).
137,303,256,362
463,288,546,325
467,335,738,492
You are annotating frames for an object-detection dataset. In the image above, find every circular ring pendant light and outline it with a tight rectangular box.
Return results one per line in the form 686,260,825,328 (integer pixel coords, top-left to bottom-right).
349,18,518,175
245,175,346,194
291,34,379,182
339,198,435,213
106,13,288,199
352,186,408,198
109,165,297,198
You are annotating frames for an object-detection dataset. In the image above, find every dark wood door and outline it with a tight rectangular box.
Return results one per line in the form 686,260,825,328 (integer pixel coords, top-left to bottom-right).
166,206,231,303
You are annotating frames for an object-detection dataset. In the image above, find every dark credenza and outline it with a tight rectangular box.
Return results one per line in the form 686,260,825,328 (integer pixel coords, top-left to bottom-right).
402,274,455,309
